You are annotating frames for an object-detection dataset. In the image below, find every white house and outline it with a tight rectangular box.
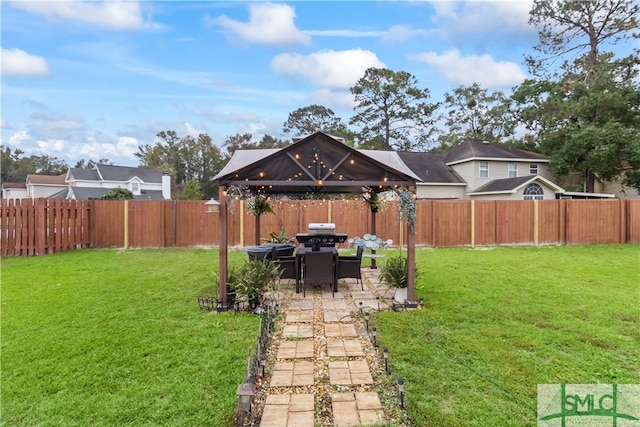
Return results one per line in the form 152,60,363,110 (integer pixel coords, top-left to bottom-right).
1,182,27,200
26,174,68,199
398,141,566,200
50,164,171,200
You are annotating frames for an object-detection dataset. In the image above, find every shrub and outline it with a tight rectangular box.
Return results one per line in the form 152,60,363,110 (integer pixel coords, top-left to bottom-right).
381,256,408,288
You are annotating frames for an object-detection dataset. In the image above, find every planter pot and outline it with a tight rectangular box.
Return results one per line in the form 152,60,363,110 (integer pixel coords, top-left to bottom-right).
263,243,296,257
393,287,408,304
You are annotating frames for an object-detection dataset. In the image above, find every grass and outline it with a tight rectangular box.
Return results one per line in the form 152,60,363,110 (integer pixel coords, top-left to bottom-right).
374,245,640,426
1,248,258,426
3,245,638,426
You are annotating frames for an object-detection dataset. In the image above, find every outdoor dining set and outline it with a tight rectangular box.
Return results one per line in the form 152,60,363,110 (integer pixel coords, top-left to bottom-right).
244,223,391,296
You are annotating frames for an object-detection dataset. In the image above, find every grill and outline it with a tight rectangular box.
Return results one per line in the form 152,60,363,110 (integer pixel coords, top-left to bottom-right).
308,223,336,235
296,223,347,245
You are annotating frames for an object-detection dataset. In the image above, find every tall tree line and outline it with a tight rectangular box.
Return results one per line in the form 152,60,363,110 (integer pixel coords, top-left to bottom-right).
4,0,637,195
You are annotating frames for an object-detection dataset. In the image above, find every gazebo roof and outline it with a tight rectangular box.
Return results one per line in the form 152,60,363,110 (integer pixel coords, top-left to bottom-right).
214,131,420,195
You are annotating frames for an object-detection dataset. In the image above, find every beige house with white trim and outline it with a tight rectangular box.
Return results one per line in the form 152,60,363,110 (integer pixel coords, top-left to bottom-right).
399,141,565,200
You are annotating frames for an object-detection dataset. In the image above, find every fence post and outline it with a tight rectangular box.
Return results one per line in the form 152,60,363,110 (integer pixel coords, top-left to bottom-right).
534,199,539,246
124,199,129,249
470,200,475,248
35,198,46,255
620,199,627,244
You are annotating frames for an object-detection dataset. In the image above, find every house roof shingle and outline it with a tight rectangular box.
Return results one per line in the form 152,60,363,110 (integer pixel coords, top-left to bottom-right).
96,164,163,183
397,152,465,184
60,187,167,200
26,174,66,185
446,141,549,164
469,175,564,195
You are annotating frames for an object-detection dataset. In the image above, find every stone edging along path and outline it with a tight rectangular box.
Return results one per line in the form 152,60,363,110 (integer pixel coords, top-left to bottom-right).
249,270,411,427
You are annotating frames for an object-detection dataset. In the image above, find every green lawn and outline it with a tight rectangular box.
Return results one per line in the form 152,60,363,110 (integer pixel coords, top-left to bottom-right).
374,245,640,426
2,245,638,426
1,248,258,427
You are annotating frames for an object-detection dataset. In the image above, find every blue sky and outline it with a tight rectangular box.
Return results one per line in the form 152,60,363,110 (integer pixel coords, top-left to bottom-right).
1,1,568,167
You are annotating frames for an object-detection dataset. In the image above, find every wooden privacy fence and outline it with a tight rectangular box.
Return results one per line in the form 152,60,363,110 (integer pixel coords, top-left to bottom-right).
1,198,639,256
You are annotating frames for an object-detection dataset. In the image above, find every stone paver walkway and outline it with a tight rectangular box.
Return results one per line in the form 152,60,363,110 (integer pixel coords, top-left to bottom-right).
257,269,391,426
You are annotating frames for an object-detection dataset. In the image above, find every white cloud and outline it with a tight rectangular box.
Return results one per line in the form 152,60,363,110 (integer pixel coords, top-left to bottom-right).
117,136,139,159
211,3,310,47
9,130,30,145
184,123,204,138
271,49,385,89
309,89,355,110
381,25,432,43
78,140,117,158
1,48,49,76
28,112,86,140
1,117,13,129
37,139,67,153
431,1,534,37
9,1,149,30
412,49,527,88
304,29,384,38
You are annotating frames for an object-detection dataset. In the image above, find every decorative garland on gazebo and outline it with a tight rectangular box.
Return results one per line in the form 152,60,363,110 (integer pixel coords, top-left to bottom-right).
395,188,417,234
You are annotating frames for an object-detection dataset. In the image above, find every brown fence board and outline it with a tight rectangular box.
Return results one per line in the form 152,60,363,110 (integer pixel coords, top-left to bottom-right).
129,201,165,247
434,201,472,247
629,200,640,243
91,200,125,247
538,200,561,244
2,198,639,256
497,201,535,245
566,200,622,244
474,200,497,246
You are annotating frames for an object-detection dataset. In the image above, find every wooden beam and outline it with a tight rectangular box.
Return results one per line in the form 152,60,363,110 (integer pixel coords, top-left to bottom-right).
407,187,417,305
219,185,228,305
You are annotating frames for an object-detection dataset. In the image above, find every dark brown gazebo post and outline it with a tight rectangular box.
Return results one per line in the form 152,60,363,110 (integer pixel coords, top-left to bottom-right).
370,209,378,269
406,186,417,306
254,215,260,245
218,185,228,305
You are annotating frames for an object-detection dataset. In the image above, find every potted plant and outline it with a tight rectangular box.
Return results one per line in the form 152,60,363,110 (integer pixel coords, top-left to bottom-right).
246,195,274,216
262,228,296,257
381,256,408,303
265,228,293,244
212,265,240,308
363,191,387,213
235,258,280,310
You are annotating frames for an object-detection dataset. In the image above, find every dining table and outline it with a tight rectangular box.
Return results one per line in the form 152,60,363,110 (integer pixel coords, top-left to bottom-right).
294,246,338,293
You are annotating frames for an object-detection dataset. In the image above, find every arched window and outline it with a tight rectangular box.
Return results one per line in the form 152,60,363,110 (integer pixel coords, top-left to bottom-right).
523,183,544,200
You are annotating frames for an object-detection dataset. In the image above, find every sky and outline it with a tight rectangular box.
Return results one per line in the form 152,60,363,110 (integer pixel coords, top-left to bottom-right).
0,1,578,168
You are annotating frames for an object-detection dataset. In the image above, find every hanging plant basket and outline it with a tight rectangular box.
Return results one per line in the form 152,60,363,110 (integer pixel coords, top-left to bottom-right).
363,191,388,213
246,195,275,216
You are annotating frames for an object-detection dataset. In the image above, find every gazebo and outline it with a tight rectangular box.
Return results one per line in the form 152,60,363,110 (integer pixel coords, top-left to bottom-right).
213,131,421,306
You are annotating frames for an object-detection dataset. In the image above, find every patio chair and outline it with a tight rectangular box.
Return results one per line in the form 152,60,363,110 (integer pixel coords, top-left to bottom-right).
272,248,298,281
302,250,336,297
336,245,364,290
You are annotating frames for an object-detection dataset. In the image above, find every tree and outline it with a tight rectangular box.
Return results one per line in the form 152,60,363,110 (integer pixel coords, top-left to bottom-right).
516,59,640,192
257,134,290,149
101,187,134,200
349,67,439,151
135,130,226,200
74,158,112,169
283,105,345,137
518,0,640,192
181,179,203,200
1,146,68,183
223,133,257,158
527,0,638,80
437,83,516,151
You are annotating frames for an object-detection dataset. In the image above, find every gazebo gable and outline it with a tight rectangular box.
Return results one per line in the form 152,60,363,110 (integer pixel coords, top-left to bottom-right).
217,131,417,194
